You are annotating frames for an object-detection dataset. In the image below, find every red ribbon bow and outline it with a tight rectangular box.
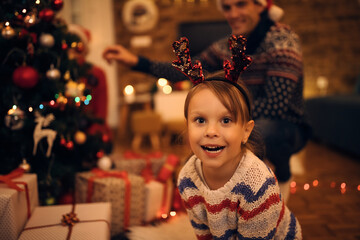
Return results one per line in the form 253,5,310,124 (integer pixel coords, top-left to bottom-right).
0,168,25,191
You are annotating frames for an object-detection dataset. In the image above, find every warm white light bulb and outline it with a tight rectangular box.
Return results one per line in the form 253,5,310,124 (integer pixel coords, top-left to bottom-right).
157,78,168,87
124,85,135,95
163,85,172,94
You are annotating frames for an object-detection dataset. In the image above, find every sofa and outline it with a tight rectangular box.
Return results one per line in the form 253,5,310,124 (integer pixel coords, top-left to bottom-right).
305,90,360,157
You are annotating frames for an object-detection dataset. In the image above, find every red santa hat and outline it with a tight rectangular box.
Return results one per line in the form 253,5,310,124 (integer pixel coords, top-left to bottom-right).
216,0,284,22
254,0,283,21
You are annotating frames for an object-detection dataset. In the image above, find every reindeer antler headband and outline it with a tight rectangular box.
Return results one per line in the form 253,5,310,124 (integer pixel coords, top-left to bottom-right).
172,35,253,117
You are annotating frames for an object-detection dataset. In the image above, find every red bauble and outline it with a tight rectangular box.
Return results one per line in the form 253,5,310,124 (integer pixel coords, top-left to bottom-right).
52,0,64,11
12,66,39,88
58,192,74,204
61,41,68,50
66,141,74,150
39,8,55,22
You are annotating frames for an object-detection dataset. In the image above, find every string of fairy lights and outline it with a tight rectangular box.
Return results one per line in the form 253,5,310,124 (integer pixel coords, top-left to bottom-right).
290,180,360,195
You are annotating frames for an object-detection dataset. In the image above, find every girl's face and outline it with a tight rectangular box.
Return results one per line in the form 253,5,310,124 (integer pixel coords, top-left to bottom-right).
187,88,254,173
220,0,265,36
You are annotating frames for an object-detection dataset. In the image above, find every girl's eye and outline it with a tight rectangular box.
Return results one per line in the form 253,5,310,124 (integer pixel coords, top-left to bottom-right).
222,117,232,124
195,117,205,124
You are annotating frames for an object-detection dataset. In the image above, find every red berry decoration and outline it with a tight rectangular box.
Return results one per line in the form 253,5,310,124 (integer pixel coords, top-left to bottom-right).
66,141,74,150
12,66,39,88
52,0,64,11
39,8,55,22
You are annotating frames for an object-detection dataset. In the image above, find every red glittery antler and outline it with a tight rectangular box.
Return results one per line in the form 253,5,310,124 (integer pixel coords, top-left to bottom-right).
223,35,252,83
172,37,205,85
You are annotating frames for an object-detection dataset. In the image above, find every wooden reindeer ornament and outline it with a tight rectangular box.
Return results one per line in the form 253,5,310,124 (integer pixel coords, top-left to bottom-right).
33,111,57,157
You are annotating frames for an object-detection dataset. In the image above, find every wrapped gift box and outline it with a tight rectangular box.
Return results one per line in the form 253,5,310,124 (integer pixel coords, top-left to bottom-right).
113,151,166,176
144,179,174,223
75,169,144,236
18,202,111,240
0,170,39,240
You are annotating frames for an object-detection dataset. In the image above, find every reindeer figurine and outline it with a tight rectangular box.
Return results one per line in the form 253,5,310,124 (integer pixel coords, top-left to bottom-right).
33,111,57,157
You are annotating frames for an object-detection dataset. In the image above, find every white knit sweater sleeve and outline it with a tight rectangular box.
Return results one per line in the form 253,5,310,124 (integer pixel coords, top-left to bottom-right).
234,153,284,239
177,156,212,239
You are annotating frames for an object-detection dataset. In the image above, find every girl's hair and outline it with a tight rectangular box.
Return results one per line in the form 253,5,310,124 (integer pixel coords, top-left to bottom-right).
184,79,265,159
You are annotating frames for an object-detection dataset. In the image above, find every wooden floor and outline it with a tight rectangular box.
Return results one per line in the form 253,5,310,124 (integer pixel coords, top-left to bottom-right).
113,138,360,240
287,141,360,240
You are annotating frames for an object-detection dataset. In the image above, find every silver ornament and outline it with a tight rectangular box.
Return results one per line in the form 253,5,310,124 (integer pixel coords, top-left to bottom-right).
46,64,61,80
39,33,55,48
97,156,112,171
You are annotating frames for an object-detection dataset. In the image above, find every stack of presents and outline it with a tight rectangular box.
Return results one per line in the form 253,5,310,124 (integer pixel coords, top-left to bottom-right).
0,151,182,240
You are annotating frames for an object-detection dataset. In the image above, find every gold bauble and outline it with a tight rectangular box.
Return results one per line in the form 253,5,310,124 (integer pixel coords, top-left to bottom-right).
74,131,87,144
19,159,31,173
1,26,16,39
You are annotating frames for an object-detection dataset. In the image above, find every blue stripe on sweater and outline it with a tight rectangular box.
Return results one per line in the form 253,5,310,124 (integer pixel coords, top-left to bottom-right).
213,229,238,240
178,177,198,194
231,177,276,203
190,220,209,230
210,228,276,240
284,213,297,240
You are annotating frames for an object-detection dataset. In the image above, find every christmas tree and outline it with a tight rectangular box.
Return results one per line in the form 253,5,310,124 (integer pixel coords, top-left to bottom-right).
0,0,112,205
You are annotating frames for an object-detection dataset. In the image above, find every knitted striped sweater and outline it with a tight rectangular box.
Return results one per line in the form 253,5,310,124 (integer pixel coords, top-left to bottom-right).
177,151,302,240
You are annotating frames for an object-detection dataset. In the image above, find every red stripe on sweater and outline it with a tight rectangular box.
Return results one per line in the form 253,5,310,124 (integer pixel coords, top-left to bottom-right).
197,234,213,240
276,201,285,228
184,193,281,220
184,196,238,213
238,194,281,220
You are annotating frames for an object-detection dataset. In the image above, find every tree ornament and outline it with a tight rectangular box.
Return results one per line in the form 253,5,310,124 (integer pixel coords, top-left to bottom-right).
33,111,57,157
27,42,35,56
96,150,104,158
66,140,74,150
74,131,87,144
52,0,64,11
60,137,66,146
39,33,55,48
63,70,71,81
58,192,74,205
19,158,31,172
61,40,68,50
4,107,25,130
13,66,39,88
39,8,55,22
102,134,110,143
97,156,112,171
1,25,16,39
46,64,61,80
24,12,37,27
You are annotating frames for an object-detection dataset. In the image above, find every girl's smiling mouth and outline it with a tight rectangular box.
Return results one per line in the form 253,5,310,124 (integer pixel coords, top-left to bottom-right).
201,145,225,153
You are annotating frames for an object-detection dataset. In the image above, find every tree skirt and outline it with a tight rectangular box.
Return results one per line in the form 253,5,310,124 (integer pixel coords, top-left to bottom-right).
127,213,197,240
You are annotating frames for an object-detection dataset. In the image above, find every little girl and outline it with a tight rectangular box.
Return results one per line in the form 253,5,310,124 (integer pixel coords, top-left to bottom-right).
174,36,302,239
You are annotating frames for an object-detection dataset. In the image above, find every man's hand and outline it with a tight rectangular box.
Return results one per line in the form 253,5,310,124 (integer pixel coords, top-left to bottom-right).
102,45,139,67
